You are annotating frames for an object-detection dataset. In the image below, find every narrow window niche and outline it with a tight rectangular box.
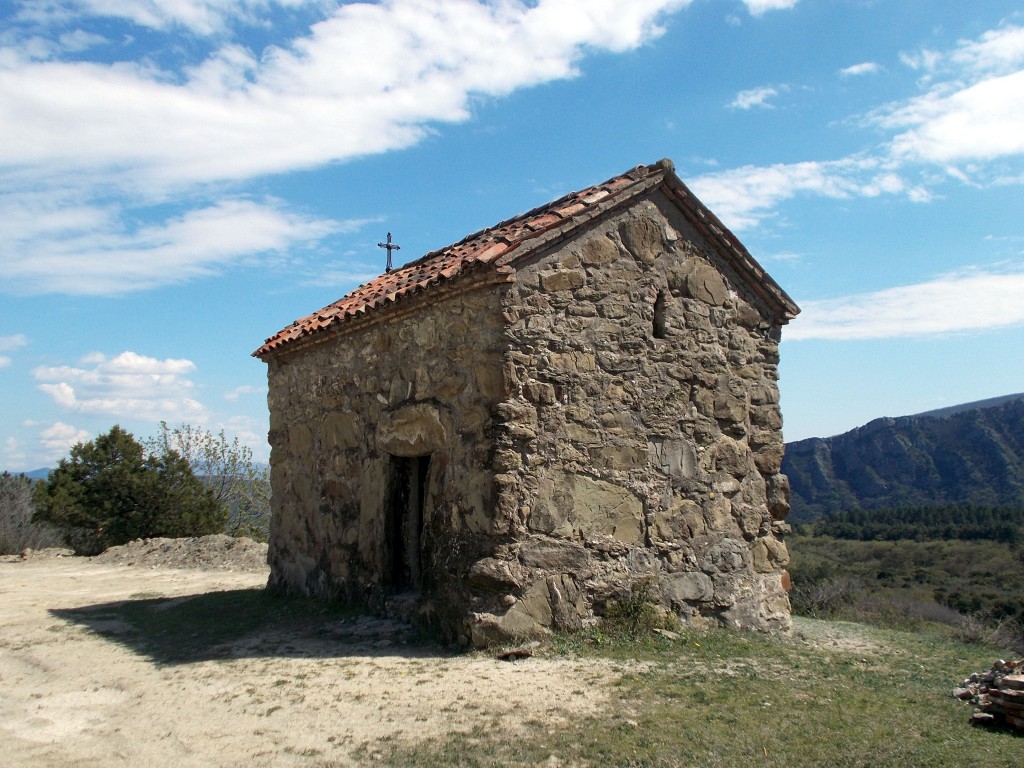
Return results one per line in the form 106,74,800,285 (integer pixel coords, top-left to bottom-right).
653,289,668,339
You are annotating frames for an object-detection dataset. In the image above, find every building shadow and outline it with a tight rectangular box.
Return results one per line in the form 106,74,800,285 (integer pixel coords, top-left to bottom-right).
50,587,454,666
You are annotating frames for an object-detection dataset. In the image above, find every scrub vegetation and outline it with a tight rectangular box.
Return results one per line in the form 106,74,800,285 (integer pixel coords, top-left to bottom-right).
0,422,270,556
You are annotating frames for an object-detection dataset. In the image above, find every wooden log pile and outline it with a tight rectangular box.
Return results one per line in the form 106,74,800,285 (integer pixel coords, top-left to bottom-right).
954,659,1024,730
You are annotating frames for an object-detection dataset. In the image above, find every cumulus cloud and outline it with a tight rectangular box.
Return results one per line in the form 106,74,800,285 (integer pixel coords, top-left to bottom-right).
877,25,1024,166
0,334,27,368
881,70,1024,164
33,351,206,421
43,0,319,36
0,333,28,351
1,1,692,191
690,158,918,230
4,0,746,295
39,421,92,460
728,86,779,110
787,266,1024,341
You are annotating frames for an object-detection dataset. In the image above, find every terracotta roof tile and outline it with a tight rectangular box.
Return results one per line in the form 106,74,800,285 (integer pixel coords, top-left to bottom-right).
254,158,798,359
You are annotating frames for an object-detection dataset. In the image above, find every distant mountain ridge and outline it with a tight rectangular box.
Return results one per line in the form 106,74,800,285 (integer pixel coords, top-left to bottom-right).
783,393,1024,520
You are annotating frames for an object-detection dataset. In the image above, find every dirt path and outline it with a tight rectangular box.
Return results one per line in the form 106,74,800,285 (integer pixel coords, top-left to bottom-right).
0,557,623,767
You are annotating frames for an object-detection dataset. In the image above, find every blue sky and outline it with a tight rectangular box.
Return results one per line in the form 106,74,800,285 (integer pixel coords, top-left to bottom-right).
2,0,1023,471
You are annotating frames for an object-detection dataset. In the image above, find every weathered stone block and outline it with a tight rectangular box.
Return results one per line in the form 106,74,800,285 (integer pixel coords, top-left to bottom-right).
752,537,790,573
518,537,589,571
653,498,705,540
322,411,360,451
539,269,586,293
662,571,714,604
523,380,557,405
475,363,507,400
619,215,664,265
467,557,522,592
288,423,313,458
588,444,647,470
686,263,729,306
580,235,618,266
531,470,644,544
377,403,448,456
765,473,791,520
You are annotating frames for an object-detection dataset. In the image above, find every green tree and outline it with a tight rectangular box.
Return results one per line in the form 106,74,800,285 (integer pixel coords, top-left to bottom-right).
33,426,226,554
143,422,270,541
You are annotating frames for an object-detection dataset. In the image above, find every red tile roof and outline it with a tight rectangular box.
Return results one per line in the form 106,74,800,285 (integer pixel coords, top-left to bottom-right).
254,159,799,359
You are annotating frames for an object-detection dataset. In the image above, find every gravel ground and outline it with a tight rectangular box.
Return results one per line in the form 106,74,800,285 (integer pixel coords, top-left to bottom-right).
90,534,269,571
5,534,269,571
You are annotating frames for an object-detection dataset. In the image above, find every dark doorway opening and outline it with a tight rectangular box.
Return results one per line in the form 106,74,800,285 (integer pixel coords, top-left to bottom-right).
385,454,430,593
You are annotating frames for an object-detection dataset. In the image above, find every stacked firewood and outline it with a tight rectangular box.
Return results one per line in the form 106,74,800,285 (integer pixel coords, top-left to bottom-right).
954,659,1024,730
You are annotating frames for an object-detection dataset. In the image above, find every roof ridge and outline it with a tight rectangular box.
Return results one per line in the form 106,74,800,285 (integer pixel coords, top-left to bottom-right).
404,160,663,270
253,157,795,360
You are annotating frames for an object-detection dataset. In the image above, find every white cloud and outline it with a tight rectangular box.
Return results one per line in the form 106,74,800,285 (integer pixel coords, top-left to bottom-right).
697,24,1024,229
0,1,691,191
690,158,918,230
839,61,880,77
224,384,264,401
948,24,1024,76
728,86,779,110
216,414,269,462
787,266,1024,341
2,0,719,295
39,421,92,460
0,356,11,368
58,29,107,52
57,0,319,36
3,435,25,467
743,0,799,15
0,333,28,352
877,25,1024,166
899,48,942,74
0,197,340,294
33,351,207,422
881,70,1024,165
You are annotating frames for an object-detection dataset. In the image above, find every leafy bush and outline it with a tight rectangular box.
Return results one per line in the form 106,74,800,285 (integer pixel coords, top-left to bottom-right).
0,471,63,555
143,422,270,540
603,578,676,637
33,426,226,554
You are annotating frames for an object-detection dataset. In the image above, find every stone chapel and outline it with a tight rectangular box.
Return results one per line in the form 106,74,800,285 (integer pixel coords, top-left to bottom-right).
254,159,801,646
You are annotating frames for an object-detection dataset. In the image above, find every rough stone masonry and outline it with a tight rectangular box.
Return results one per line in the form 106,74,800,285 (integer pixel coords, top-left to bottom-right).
254,159,800,646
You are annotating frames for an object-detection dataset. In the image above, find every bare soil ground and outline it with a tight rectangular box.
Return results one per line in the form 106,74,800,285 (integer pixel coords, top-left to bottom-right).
0,539,628,768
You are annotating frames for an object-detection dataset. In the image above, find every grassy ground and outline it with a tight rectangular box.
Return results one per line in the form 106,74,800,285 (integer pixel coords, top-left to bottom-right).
52,580,1023,766
371,620,1022,767
788,534,1024,622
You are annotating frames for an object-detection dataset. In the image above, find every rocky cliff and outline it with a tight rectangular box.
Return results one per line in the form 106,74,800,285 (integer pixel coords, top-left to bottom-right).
783,394,1024,520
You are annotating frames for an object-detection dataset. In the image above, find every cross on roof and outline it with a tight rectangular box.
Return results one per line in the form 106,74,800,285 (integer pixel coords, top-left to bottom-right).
377,232,400,273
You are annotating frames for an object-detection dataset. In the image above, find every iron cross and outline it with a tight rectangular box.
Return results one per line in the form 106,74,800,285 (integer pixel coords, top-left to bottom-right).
378,232,401,273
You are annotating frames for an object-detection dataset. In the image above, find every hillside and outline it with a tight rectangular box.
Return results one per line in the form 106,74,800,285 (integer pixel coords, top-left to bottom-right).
783,394,1024,520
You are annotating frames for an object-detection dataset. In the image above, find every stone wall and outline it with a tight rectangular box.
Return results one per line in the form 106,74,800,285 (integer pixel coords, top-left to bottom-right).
264,283,511,635
465,191,792,644
264,189,793,646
